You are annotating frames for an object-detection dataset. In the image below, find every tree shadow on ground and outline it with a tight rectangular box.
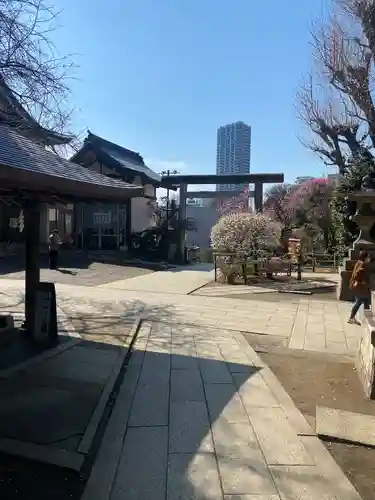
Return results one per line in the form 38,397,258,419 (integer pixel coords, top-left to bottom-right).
0,251,168,277
0,317,349,500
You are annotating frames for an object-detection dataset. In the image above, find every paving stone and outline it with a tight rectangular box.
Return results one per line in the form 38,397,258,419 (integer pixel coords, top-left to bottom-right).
218,457,278,496
170,369,205,402
232,372,279,408
248,407,314,466
129,381,169,427
288,326,306,350
81,350,145,500
224,496,281,500
167,453,222,500
0,380,101,445
138,350,170,385
226,361,256,374
304,335,326,351
31,350,117,385
316,406,375,446
300,436,363,500
346,337,360,351
171,351,199,370
111,426,168,500
269,465,337,500
212,420,277,495
199,358,233,384
205,383,249,423
196,343,223,360
217,344,255,372
325,342,350,355
169,401,214,453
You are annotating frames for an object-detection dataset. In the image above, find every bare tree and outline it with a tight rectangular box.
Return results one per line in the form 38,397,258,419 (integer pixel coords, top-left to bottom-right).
298,0,375,170
340,0,375,63
0,0,76,135
297,75,368,172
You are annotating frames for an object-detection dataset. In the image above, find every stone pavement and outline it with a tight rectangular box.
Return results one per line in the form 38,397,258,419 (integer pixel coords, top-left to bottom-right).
0,275,361,356
98,262,215,294
83,321,361,500
0,259,155,287
0,336,132,470
0,265,365,498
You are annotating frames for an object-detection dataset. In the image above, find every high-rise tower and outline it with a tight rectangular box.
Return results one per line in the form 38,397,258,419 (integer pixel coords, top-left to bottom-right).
216,121,251,191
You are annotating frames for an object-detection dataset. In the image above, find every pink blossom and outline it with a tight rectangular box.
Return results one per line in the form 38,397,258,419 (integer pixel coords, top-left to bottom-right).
217,188,251,216
283,178,333,221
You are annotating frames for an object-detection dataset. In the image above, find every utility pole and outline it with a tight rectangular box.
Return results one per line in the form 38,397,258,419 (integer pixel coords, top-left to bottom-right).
160,169,178,226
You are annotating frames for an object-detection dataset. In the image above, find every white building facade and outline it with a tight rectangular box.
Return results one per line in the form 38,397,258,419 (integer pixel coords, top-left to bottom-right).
216,121,251,191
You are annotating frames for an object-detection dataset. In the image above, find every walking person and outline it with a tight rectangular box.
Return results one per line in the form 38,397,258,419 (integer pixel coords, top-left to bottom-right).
348,251,371,325
48,229,61,270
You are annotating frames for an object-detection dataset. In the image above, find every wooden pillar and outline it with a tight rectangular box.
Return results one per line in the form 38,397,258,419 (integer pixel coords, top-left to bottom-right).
178,183,187,263
125,199,132,251
254,182,263,212
24,200,41,334
81,202,85,249
116,202,120,249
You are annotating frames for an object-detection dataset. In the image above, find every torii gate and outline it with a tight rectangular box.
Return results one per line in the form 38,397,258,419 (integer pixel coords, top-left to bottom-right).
160,172,284,261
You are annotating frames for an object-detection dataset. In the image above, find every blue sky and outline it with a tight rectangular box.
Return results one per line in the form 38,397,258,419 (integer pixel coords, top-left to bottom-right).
52,0,332,185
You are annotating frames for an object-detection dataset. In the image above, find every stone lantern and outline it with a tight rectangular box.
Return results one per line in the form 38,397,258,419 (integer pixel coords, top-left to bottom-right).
338,175,375,300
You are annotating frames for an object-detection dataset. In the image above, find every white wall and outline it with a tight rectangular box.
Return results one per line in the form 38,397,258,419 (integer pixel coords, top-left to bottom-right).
131,183,155,233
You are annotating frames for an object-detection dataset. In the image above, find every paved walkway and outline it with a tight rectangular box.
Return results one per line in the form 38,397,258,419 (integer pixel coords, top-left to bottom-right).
83,321,361,500
0,274,360,356
98,263,214,294
0,265,364,498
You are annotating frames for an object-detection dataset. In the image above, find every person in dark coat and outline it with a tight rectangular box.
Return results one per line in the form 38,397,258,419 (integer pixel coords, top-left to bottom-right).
348,251,371,325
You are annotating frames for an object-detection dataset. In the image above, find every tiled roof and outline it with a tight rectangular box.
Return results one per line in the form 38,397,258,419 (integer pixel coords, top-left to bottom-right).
85,132,161,184
0,77,71,145
0,124,141,192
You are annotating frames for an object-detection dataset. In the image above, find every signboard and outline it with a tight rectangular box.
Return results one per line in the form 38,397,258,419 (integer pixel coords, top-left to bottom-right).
34,282,58,343
9,211,24,231
93,212,111,224
9,218,19,228
288,238,302,264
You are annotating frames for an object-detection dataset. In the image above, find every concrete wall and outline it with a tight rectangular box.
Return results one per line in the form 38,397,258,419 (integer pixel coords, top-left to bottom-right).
131,197,154,233
186,203,219,249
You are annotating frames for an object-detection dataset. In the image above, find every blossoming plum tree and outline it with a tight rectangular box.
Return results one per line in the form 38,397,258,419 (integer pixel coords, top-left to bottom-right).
211,212,281,255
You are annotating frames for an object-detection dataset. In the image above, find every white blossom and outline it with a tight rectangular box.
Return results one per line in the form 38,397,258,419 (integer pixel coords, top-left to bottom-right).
211,212,281,254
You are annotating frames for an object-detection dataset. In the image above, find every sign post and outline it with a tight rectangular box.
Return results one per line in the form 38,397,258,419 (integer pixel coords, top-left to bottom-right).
33,282,58,343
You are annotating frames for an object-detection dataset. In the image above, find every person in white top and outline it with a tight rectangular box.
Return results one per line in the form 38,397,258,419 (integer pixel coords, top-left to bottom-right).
48,230,61,270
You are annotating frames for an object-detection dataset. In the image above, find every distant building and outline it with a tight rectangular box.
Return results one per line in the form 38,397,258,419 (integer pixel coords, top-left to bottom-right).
186,201,219,250
216,121,251,192
295,176,314,184
186,198,204,207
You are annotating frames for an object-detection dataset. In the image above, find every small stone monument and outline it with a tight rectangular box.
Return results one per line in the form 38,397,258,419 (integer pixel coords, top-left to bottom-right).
338,171,375,301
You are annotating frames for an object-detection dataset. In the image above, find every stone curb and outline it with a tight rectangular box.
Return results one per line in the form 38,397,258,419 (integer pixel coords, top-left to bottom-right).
235,333,362,500
81,320,152,500
78,316,142,455
0,309,81,379
0,316,144,472
0,437,84,471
